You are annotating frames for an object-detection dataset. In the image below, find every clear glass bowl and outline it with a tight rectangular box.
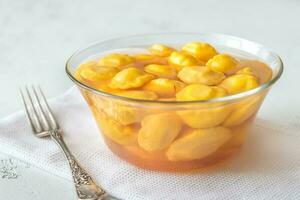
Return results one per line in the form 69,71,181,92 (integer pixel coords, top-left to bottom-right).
66,33,283,171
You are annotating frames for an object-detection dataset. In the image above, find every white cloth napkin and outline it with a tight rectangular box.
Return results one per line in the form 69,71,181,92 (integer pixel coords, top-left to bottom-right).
0,87,300,200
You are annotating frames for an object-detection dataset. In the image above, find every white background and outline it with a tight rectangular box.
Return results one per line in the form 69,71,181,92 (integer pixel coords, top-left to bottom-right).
0,0,299,199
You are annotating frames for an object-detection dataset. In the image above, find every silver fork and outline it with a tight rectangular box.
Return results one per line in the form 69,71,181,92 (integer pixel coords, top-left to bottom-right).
20,86,117,200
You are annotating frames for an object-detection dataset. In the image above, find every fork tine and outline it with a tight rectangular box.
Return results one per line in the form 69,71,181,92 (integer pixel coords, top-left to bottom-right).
19,88,38,133
37,86,59,129
31,86,51,131
24,86,44,132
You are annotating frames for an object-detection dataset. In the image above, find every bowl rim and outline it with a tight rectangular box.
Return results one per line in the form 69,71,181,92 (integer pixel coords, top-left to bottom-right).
65,32,283,105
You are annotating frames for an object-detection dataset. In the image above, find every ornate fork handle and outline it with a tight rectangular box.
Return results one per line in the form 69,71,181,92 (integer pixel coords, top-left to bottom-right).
50,129,107,200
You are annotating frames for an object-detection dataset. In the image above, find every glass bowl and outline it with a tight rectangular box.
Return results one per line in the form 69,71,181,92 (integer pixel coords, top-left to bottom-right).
66,33,283,171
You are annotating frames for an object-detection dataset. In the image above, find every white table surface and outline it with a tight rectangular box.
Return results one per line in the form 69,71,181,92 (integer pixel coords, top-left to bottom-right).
0,0,299,199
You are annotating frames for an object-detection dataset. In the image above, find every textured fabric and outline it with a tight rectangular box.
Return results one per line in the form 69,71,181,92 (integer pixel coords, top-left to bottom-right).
0,87,299,200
